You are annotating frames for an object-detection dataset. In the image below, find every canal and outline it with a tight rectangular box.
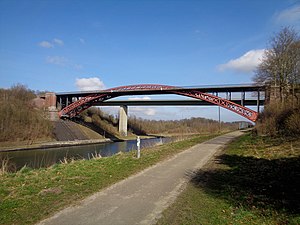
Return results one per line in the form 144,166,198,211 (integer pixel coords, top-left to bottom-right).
0,137,173,170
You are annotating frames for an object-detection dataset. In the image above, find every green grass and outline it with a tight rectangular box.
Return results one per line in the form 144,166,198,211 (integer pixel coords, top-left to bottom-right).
157,133,300,225
0,134,217,225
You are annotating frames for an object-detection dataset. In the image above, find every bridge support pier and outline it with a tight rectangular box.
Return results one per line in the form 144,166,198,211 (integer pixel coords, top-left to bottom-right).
119,105,128,136
45,92,59,121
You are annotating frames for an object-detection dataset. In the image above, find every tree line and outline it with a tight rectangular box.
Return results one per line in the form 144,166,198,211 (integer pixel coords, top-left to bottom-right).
127,116,238,135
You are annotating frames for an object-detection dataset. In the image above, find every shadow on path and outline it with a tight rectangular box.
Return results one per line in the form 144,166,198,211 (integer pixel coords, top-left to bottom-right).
189,154,300,215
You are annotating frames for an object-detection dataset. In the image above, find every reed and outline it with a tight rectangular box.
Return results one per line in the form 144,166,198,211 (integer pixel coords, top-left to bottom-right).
0,156,16,175
91,151,102,159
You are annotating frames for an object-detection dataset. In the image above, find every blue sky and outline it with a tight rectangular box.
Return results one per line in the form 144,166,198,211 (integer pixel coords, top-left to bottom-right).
1,0,299,121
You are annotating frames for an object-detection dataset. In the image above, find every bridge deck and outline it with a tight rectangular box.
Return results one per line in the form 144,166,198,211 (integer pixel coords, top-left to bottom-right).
56,84,266,98
94,99,264,106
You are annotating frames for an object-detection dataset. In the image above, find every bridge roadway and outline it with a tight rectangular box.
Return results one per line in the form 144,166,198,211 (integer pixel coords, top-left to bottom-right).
94,99,265,106
55,84,266,99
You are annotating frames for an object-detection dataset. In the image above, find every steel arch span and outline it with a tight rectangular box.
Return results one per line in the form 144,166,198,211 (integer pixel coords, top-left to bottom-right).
58,84,258,122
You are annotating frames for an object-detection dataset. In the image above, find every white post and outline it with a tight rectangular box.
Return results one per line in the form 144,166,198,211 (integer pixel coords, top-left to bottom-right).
137,136,141,159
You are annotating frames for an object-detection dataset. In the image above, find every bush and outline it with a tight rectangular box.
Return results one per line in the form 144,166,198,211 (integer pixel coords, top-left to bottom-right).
256,101,300,137
284,109,300,136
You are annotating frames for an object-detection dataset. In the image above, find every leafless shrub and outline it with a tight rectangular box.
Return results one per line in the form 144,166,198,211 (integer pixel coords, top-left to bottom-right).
284,109,300,136
256,101,300,137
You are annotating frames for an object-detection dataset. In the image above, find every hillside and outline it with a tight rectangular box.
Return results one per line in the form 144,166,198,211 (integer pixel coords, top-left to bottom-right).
0,85,54,146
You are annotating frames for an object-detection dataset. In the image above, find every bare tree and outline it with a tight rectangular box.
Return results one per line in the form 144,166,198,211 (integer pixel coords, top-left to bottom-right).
254,27,300,104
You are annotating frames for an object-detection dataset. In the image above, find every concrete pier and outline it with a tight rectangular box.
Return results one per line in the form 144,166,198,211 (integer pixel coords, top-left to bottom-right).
118,105,128,136
45,92,59,121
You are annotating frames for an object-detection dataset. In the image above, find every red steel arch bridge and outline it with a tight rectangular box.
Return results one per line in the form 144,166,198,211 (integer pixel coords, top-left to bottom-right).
45,84,266,135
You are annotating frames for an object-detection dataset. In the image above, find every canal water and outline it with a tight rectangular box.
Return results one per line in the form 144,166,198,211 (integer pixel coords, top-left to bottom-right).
0,137,173,170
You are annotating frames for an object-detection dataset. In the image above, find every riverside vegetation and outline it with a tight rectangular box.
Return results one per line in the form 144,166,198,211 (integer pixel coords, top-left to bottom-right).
0,134,218,225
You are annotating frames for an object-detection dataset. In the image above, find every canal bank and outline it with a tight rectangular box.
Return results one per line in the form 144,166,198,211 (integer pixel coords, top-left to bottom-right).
0,138,112,152
0,133,221,225
0,136,174,170
0,134,165,153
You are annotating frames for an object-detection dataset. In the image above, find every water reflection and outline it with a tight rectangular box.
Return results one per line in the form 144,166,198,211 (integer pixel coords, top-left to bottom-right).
0,137,173,170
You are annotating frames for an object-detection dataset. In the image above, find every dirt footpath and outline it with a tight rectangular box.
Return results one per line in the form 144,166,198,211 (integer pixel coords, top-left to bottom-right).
37,131,243,225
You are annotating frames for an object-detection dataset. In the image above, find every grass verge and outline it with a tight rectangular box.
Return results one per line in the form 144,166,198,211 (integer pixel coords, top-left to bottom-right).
157,133,300,225
0,133,218,225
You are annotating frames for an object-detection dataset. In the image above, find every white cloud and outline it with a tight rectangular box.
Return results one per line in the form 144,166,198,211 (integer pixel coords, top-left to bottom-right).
131,107,157,116
218,49,265,73
275,5,300,24
38,41,54,48
38,38,64,48
53,38,64,46
75,77,106,91
46,56,68,66
128,96,151,100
